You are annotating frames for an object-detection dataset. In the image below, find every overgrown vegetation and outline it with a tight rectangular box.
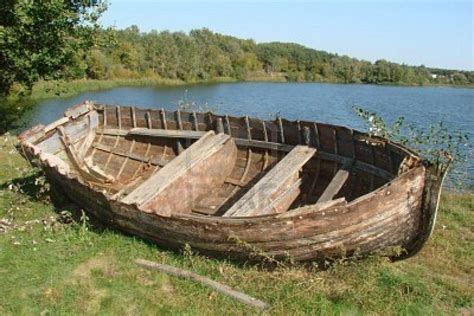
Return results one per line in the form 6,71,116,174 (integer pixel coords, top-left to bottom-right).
62,27,474,88
354,107,471,186
0,136,472,314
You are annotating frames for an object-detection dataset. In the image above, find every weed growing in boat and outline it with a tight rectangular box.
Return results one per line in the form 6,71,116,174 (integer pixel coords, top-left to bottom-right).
176,89,216,113
353,106,470,187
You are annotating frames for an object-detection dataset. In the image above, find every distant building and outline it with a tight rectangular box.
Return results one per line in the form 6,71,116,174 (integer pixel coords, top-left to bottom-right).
430,74,438,79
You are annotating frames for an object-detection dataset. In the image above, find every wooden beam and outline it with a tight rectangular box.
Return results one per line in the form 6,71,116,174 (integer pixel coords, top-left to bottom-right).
122,131,237,217
92,143,167,167
135,259,270,310
132,128,207,139
317,159,355,203
223,145,316,217
234,138,294,152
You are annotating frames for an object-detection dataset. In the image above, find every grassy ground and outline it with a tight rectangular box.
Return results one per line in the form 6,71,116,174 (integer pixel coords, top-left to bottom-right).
0,135,472,315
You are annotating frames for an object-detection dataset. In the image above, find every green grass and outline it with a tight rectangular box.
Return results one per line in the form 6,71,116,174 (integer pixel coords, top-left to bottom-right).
0,136,472,315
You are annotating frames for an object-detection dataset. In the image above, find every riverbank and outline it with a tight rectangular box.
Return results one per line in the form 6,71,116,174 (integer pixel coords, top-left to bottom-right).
0,136,472,314
9,75,473,102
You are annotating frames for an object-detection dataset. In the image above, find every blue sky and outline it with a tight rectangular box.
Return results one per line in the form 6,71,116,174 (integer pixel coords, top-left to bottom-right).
101,0,473,70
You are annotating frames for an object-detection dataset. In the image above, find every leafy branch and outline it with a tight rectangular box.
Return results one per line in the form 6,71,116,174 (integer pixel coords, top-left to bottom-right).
353,107,470,181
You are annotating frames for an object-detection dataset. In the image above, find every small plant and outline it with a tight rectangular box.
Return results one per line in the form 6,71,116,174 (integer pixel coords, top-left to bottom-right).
228,234,292,268
354,106,470,187
176,89,215,113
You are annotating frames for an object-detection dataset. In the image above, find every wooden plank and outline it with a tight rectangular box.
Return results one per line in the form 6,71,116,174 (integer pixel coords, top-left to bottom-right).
317,159,355,203
277,116,285,143
64,101,92,119
44,117,69,133
192,112,199,131
234,138,294,152
122,131,237,217
129,128,207,139
92,143,167,167
277,197,347,218
223,145,316,217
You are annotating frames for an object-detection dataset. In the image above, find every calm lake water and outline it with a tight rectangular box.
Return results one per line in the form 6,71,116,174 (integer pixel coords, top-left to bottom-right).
23,82,474,184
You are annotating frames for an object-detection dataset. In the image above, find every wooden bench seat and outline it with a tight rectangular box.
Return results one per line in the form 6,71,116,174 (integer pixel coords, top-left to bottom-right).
222,145,316,217
122,131,237,216
317,159,355,203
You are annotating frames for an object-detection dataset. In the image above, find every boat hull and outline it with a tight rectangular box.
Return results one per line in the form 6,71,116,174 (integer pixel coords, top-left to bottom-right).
18,102,446,263
40,153,433,262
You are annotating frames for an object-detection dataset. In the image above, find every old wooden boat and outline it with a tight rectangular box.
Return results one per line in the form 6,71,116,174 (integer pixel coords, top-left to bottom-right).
18,101,447,263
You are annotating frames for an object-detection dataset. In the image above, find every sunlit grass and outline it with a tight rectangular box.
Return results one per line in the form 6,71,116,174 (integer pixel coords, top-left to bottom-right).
0,136,472,314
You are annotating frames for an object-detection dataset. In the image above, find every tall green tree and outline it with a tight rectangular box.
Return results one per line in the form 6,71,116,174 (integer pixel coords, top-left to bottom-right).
0,0,107,96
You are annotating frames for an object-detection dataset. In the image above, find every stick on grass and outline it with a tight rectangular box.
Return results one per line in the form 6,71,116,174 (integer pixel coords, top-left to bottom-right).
135,258,270,310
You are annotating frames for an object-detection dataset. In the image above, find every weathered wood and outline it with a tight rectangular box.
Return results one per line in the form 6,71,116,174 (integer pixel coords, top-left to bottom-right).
103,106,121,171
317,159,355,203
192,111,199,131
38,112,98,155
176,110,183,130
77,114,96,160
44,117,69,133
146,111,152,128
302,126,311,145
223,146,316,217
240,148,252,182
116,140,136,179
332,128,339,175
64,101,92,119
262,120,269,170
244,116,251,140
216,118,224,134
129,128,206,139
57,126,113,183
96,128,392,180
89,107,106,160
277,116,285,143
234,138,294,152
160,108,168,130
313,123,320,148
131,107,137,128
93,143,167,167
297,120,302,144
224,177,247,187
225,115,231,135
277,197,347,218
122,131,237,216
135,259,270,310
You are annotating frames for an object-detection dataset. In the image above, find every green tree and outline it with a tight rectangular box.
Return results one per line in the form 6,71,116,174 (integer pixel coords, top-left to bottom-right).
0,0,106,96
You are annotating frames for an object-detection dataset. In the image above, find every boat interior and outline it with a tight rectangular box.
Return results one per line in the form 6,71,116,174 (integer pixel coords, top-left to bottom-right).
27,102,420,218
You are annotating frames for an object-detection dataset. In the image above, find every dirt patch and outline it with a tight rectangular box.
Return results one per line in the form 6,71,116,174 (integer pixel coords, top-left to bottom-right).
72,254,117,281
69,254,117,314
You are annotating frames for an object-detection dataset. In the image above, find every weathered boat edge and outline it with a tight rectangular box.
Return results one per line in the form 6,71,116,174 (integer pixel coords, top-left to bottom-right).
398,162,448,259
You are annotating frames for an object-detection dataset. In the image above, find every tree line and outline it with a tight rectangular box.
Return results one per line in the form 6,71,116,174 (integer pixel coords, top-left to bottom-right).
1,2,473,97
83,26,474,87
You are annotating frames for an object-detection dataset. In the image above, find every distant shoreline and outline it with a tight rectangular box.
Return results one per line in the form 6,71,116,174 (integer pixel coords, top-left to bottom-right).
14,76,474,101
